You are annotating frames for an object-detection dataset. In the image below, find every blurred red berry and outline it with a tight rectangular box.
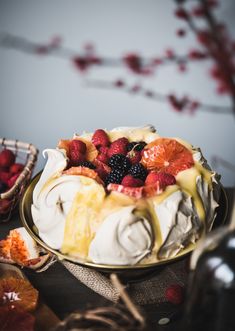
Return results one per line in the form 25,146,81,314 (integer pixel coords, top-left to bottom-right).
8,173,20,188
0,199,11,214
0,171,11,185
0,149,15,168
10,163,24,175
165,284,184,305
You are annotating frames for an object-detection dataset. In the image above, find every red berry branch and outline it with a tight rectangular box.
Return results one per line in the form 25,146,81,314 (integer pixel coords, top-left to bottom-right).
0,0,234,115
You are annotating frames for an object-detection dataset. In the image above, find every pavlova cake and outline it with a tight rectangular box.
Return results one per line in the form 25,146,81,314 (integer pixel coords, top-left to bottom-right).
31,125,221,265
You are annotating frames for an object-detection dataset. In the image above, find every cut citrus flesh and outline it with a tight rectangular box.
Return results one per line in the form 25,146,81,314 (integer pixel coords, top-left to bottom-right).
58,138,98,161
63,166,104,184
0,306,35,331
141,138,194,176
0,277,38,312
107,182,163,198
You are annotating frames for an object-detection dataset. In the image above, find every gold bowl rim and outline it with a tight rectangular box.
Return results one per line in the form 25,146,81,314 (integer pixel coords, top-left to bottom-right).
19,172,228,272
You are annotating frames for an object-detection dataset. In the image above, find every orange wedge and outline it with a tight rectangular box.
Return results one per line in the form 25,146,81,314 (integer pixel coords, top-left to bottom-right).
141,138,194,176
63,166,104,184
0,277,38,312
58,138,98,161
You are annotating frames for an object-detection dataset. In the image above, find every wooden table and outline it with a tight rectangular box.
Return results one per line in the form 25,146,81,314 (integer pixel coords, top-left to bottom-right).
0,188,234,330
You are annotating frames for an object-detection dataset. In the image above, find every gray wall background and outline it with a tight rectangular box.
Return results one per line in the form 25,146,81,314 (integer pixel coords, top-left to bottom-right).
0,0,234,186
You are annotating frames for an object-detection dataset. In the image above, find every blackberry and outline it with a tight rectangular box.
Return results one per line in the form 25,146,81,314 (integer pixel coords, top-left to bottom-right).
105,169,125,185
127,141,146,152
108,154,131,173
78,161,96,169
128,163,148,181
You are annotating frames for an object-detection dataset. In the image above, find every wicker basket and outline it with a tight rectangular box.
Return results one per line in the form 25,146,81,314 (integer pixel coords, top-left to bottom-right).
0,138,38,222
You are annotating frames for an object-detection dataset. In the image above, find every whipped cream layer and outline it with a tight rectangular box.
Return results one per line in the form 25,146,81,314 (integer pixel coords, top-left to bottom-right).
31,149,82,249
89,206,153,265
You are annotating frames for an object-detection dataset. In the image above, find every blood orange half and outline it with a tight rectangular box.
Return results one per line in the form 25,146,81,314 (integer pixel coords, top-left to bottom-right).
141,138,194,176
0,277,38,312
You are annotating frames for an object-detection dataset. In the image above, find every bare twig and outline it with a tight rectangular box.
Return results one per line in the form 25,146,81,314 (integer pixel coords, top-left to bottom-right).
110,273,145,326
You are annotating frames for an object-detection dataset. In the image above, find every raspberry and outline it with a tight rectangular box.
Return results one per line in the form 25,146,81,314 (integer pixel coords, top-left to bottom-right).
145,172,176,186
92,129,110,148
99,146,109,155
127,150,141,165
69,150,86,166
128,163,148,181
108,138,129,158
78,161,96,169
127,141,146,152
97,153,109,164
165,284,184,305
121,175,144,187
108,154,131,173
0,149,15,168
94,159,111,181
69,140,87,155
105,169,125,185
10,163,24,174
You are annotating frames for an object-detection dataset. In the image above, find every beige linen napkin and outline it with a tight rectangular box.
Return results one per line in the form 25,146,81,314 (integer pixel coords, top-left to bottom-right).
61,259,188,305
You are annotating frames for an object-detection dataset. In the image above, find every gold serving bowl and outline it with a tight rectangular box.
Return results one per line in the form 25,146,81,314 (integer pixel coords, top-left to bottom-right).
19,173,228,279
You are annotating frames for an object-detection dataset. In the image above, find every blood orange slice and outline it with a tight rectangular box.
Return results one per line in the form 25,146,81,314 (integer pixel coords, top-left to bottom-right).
0,277,38,312
63,166,104,184
107,182,164,198
141,138,194,176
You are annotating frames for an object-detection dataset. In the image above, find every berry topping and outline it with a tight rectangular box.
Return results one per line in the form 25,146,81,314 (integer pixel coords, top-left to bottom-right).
121,175,144,187
96,153,109,164
69,139,87,155
69,150,86,166
127,141,146,152
69,139,87,166
108,137,129,158
127,150,142,165
0,149,15,168
99,146,109,155
165,284,184,305
145,172,176,186
92,129,110,148
128,163,148,181
78,161,96,169
105,169,125,185
141,138,194,176
108,154,131,172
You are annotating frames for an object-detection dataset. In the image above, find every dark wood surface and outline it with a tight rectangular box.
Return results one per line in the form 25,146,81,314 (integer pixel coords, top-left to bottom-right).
0,187,234,330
